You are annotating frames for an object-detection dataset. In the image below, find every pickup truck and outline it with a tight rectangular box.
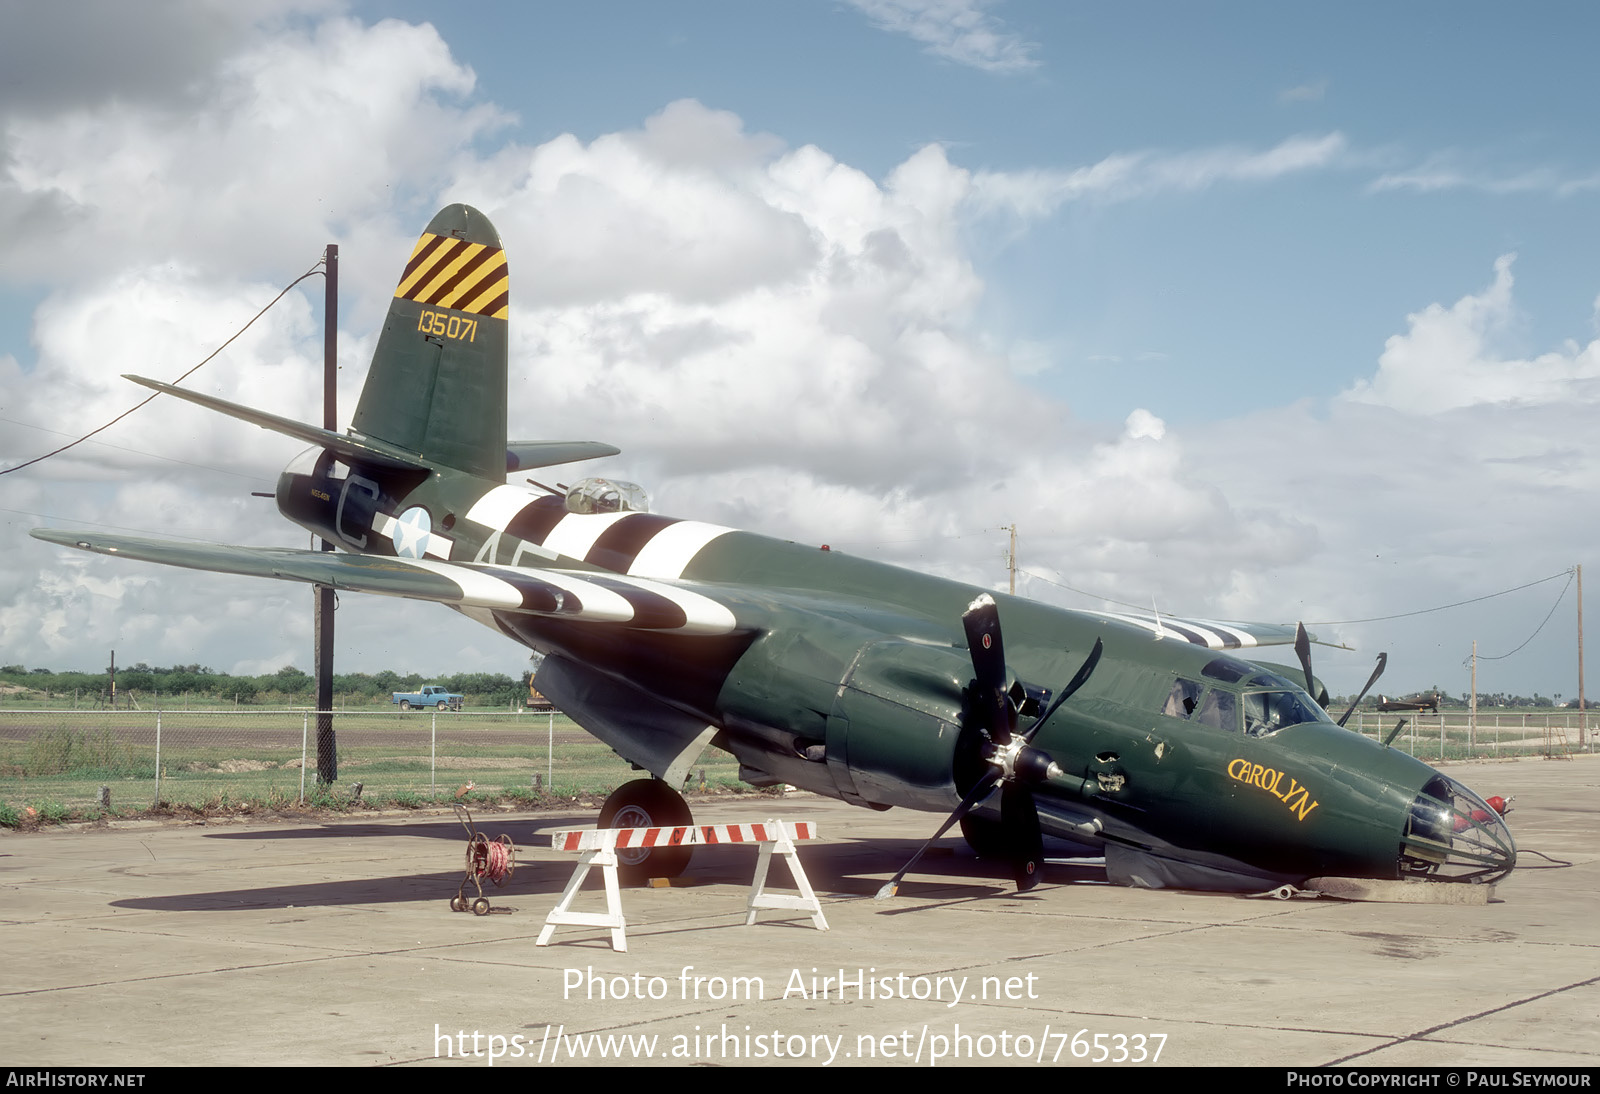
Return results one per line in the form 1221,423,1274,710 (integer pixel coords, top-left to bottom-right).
392,685,463,711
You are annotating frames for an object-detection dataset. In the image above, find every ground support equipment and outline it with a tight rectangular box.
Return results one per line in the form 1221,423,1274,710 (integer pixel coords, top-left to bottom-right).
537,820,825,953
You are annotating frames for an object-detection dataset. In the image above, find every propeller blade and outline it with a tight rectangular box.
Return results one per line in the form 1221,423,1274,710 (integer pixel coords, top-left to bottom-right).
963,593,1015,743
874,769,1001,900
1020,638,1103,743
877,614,1105,900
1382,718,1409,748
1294,622,1315,698
1001,783,1045,891
1338,652,1388,727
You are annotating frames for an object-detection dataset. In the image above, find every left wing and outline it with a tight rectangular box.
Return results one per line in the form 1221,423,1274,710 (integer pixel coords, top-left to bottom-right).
30,529,741,636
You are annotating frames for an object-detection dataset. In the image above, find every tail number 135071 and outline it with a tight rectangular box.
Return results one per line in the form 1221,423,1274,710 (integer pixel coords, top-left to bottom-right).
417,309,477,342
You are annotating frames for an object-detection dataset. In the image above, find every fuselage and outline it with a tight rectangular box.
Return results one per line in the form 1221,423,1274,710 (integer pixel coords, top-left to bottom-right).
277,454,1515,889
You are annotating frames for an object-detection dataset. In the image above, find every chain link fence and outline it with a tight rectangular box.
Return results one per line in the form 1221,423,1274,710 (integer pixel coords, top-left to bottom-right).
3,706,1589,823
0,708,742,820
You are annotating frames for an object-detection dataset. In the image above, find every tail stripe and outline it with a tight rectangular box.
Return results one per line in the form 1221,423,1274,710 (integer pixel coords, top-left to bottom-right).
420,244,497,307
399,232,451,283
393,232,511,319
436,250,508,313
395,235,469,297
409,240,483,302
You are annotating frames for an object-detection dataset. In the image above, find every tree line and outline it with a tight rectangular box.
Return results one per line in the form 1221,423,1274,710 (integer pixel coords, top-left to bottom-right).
0,663,532,707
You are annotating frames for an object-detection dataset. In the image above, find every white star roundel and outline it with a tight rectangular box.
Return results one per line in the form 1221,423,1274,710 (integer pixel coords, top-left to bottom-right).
392,506,433,559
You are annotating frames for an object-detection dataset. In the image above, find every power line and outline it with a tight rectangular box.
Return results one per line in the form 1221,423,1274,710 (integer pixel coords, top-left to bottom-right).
1,260,326,477
0,417,270,482
1020,566,1578,627
1303,569,1574,625
1476,571,1573,661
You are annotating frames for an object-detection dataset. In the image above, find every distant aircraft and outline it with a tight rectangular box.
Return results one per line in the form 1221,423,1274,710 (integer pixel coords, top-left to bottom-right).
1377,693,1441,714
33,205,1515,895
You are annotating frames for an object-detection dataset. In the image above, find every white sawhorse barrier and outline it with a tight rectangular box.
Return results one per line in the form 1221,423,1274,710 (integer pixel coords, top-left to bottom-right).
536,820,827,953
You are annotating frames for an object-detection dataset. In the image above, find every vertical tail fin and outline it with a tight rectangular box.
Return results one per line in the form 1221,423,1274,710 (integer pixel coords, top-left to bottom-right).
351,204,509,479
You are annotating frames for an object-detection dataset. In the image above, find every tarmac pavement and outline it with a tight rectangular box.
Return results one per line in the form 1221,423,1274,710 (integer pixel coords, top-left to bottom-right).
1,755,1595,1068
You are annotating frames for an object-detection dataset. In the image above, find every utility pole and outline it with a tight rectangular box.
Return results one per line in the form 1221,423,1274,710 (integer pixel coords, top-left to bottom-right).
1469,639,1477,753
314,244,338,784
1006,524,1017,595
1578,563,1586,748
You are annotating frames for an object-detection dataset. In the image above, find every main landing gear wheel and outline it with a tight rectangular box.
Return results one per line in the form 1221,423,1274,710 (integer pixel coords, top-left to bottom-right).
598,778,693,885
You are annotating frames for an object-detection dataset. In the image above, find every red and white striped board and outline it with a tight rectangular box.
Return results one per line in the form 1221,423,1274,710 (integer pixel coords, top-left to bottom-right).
548,821,818,853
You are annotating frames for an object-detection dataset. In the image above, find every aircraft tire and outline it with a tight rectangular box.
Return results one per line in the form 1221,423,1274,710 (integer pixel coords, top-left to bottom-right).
959,815,1010,859
598,779,693,884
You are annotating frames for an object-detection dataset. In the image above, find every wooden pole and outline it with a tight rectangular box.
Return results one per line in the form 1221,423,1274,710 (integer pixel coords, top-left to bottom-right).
1008,524,1017,596
1578,563,1586,748
1469,640,1477,756
315,245,338,784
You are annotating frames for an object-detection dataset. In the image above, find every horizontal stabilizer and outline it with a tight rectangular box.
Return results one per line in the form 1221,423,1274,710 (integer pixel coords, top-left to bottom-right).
506,441,620,471
125,375,431,473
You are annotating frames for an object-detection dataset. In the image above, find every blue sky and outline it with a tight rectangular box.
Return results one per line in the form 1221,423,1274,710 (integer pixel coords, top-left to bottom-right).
3,1,1598,700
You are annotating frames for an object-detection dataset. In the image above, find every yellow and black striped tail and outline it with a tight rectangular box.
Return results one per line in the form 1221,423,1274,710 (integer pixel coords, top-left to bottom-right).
352,204,510,480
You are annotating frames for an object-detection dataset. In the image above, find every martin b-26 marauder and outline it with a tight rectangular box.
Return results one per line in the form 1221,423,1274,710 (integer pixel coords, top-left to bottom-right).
34,205,1515,896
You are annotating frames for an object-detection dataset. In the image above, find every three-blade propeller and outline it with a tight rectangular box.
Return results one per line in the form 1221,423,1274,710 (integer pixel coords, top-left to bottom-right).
874,594,1102,900
1296,620,1386,725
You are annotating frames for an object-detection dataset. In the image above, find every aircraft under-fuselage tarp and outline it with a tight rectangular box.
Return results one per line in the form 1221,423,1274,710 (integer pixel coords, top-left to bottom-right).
33,205,1515,896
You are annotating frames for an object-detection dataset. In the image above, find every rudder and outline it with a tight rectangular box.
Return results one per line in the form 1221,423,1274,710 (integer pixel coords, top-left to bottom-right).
352,204,509,480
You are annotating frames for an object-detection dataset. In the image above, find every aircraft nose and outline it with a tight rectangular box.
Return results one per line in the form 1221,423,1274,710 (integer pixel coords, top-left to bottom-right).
1400,773,1517,884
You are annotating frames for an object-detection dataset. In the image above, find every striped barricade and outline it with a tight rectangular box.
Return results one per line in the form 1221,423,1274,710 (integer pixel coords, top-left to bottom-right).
536,820,826,953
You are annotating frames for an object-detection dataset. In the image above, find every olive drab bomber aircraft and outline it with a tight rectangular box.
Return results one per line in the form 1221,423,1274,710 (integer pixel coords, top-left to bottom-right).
33,205,1516,897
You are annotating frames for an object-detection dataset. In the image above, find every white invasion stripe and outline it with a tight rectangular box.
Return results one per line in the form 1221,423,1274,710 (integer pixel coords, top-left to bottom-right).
1166,619,1227,649
399,558,523,608
662,725,718,789
1187,619,1259,648
606,574,738,634
465,484,542,529
1088,611,1168,640
372,512,452,560
541,512,633,561
530,570,635,622
628,520,735,579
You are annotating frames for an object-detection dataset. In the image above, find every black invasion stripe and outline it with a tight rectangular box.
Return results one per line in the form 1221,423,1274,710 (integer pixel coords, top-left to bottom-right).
399,233,449,284
479,569,567,614
421,245,496,307
1159,620,1214,647
585,514,682,574
504,497,568,546
589,578,688,631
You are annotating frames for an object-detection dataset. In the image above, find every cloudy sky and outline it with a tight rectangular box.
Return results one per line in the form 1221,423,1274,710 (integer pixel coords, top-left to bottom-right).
3,0,1598,700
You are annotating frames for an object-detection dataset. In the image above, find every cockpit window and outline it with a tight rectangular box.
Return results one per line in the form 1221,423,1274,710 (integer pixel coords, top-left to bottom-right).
1193,689,1238,732
1162,678,1203,719
1201,657,1253,683
1242,690,1325,737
